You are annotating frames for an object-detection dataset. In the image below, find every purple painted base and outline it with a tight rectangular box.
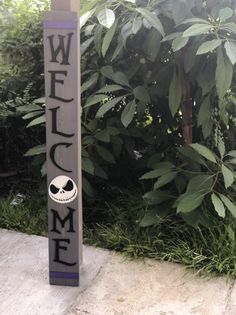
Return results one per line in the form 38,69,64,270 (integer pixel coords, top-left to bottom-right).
50,271,79,280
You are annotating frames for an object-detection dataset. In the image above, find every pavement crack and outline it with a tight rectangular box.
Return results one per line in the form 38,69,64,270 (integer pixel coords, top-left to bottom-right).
223,279,235,315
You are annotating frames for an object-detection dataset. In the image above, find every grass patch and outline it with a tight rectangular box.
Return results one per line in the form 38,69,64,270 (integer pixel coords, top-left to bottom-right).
0,194,47,235
84,189,236,278
1,188,236,277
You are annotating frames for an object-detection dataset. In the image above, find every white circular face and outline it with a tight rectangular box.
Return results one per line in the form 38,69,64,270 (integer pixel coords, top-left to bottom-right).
49,176,78,204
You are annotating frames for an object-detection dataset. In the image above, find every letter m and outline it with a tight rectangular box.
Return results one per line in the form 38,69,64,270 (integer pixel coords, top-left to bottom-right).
48,33,74,65
51,207,75,234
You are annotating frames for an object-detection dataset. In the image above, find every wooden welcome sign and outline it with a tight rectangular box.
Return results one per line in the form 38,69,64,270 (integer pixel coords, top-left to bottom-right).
43,0,82,287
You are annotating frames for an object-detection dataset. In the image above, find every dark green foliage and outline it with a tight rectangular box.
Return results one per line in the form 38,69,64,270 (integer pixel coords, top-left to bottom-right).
2,0,236,228
0,0,48,174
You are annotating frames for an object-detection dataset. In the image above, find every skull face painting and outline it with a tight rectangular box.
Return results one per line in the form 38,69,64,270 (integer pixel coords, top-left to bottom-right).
49,176,78,204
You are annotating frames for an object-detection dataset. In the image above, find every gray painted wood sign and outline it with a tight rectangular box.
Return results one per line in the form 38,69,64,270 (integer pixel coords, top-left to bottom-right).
43,0,82,287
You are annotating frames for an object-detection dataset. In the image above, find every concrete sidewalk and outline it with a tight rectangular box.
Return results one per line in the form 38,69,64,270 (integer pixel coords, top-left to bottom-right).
0,229,235,315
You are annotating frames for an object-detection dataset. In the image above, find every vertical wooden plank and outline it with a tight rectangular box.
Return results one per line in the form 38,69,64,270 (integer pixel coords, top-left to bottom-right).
43,1,82,287
51,0,80,12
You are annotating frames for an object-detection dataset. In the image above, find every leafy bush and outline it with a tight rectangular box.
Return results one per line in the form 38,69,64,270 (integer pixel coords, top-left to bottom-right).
2,0,236,226
0,0,48,173
79,0,236,222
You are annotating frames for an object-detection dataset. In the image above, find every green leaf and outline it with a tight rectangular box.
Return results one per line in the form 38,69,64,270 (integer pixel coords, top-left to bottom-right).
96,145,116,163
139,209,161,227
81,73,99,93
121,22,133,45
102,19,118,57
172,1,189,25
136,7,165,36
228,151,236,158
81,37,94,55
219,7,233,22
96,85,125,93
221,23,236,34
82,176,94,197
177,192,205,213
197,60,216,96
217,138,225,159
190,143,217,163
101,65,114,79
178,146,206,166
25,144,46,157
121,100,136,128
82,157,95,175
41,162,47,177
17,104,42,112
132,16,142,34
222,165,234,189
96,96,124,117
80,0,97,16
172,36,189,52
113,72,130,87
140,162,174,179
94,163,108,180
184,42,198,73
84,94,108,108
216,46,233,100
94,24,103,57
183,24,212,37
219,194,236,218
23,111,44,120
80,8,96,28
33,97,45,105
111,39,124,61
26,115,46,128
143,190,173,205
181,18,210,25
97,8,115,29
134,86,150,103
197,96,211,127
162,32,181,42
202,120,213,139
187,175,214,193
211,193,225,218
224,41,236,65
95,129,111,143
154,172,178,189
169,67,181,117
143,29,161,62
196,39,221,55
107,126,120,136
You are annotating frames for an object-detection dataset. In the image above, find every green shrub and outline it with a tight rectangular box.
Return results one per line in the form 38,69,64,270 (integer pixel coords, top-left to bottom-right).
2,0,236,226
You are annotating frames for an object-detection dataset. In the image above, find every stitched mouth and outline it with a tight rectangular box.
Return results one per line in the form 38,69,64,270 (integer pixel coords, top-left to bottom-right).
50,189,77,202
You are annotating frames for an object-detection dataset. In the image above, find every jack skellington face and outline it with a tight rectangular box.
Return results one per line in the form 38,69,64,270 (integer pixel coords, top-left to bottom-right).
49,176,78,204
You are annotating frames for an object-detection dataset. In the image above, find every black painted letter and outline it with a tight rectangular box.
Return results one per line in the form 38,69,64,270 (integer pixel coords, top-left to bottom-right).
49,107,75,138
51,207,76,234
48,33,74,65
50,142,73,173
49,70,74,103
53,239,76,266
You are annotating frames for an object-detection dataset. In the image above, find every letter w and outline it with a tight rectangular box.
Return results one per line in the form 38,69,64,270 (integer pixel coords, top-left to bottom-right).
48,33,74,65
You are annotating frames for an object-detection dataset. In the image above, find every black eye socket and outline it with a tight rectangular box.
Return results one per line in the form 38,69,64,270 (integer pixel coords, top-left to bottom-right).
63,180,74,191
50,184,60,194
